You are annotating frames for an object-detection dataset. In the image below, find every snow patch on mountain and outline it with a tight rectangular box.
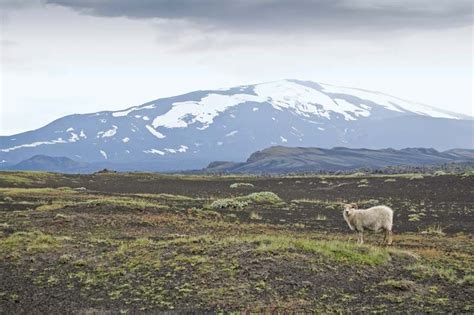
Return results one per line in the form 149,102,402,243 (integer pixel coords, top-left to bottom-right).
151,94,262,130
163,145,188,154
145,125,165,139
1,138,68,152
143,149,165,155
68,132,80,142
97,125,118,138
320,83,458,119
333,99,371,120
112,104,156,117
122,137,130,143
99,150,108,159
225,130,238,137
141,80,462,136
113,107,138,117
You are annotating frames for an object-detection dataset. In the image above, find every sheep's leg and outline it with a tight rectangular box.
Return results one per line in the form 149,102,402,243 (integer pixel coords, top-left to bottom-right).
357,232,364,245
387,230,393,245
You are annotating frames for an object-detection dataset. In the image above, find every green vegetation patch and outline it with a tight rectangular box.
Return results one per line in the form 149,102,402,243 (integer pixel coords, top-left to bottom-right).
0,187,79,199
0,172,63,186
0,187,168,211
248,235,390,265
420,225,445,236
210,191,282,210
134,193,197,201
0,231,70,259
86,197,168,210
406,263,458,283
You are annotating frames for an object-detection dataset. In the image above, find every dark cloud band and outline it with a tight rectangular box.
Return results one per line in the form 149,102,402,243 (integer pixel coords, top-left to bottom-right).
44,0,473,33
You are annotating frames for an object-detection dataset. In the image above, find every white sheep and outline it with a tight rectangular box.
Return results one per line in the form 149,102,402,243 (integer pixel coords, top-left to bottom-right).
342,203,393,245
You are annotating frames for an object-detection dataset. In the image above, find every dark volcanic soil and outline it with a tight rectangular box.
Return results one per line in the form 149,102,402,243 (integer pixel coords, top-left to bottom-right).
0,172,473,313
2,172,472,233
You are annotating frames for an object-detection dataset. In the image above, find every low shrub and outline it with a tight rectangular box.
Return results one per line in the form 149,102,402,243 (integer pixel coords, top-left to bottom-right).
246,191,282,203
230,183,254,189
210,191,282,210
210,198,249,210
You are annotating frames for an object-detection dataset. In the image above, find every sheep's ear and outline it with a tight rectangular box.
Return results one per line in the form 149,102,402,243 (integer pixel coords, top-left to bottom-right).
351,203,358,209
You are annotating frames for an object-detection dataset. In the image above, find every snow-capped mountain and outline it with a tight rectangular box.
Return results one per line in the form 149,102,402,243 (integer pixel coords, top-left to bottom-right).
1,79,472,171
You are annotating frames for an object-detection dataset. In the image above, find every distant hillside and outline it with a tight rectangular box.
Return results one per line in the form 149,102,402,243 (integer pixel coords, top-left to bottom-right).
6,155,90,173
203,147,474,174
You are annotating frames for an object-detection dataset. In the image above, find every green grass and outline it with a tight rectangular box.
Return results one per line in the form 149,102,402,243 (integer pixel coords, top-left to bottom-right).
35,200,80,211
210,191,282,209
459,274,474,285
247,235,391,265
133,193,197,201
406,263,458,283
0,187,169,211
0,187,79,198
86,197,168,210
0,231,70,259
244,191,280,203
408,213,426,222
0,172,63,186
420,225,445,236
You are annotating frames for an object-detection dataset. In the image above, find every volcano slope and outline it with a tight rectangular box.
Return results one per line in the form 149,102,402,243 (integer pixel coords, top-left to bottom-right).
0,171,472,313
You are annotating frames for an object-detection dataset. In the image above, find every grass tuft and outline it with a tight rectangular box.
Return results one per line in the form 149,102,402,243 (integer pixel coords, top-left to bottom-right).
420,225,445,236
0,231,69,258
251,235,390,265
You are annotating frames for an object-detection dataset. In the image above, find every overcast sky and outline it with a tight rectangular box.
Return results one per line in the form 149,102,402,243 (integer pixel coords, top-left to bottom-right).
1,0,473,135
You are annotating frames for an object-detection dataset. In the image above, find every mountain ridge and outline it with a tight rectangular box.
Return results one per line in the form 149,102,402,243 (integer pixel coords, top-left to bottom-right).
1,79,472,170
203,146,474,174
2,146,473,174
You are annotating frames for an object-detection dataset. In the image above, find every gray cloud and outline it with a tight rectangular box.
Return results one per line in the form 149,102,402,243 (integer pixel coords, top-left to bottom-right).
43,0,473,34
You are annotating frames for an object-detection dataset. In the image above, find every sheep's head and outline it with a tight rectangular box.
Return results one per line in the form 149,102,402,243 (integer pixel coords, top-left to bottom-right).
343,203,357,216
